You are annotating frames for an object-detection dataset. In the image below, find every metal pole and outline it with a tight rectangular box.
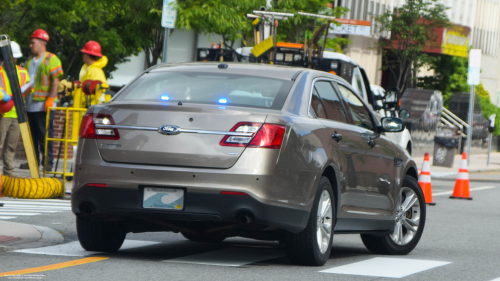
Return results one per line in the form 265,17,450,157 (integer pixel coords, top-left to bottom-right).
162,28,169,63
467,85,475,165
488,132,492,166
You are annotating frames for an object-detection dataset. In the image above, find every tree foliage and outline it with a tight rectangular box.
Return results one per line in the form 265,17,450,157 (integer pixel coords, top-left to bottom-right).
176,0,266,48
0,0,140,79
418,56,470,106
374,0,450,95
476,83,500,136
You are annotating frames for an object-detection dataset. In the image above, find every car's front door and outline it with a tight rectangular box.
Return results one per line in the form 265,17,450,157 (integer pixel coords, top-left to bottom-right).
335,82,397,218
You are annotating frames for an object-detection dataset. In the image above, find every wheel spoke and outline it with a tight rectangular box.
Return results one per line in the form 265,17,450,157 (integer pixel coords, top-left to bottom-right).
403,197,418,213
398,223,403,244
392,223,400,243
321,225,329,238
323,223,332,233
322,201,331,218
401,193,415,210
402,218,417,233
406,217,419,227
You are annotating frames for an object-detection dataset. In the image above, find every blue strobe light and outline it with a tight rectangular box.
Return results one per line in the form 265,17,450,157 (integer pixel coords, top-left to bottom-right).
161,95,170,101
218,98,228,104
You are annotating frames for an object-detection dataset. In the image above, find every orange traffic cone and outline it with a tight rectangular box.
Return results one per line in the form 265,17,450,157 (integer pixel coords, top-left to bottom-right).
450,152,472,200
418,153,436,205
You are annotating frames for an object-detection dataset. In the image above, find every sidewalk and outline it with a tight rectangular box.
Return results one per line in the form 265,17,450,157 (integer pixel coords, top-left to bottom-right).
0,220,63,252
414,152,500,179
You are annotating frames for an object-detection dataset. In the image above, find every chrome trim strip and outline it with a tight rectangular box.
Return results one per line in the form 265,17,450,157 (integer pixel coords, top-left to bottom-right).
95,125,254,136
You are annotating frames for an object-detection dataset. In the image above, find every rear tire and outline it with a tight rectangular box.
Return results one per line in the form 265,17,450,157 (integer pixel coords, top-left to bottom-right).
361,175,426,255
285,176,335,266
77,217,126,252
181,232,226,243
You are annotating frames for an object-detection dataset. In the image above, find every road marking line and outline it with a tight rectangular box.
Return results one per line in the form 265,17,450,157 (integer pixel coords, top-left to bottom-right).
0,212,40,216
433,186,497,196
0,209,59,213
15,240,160,257
163,247,286,267
0,201,70,206
320,257,450,278
0,257,108,277
0,216,16,219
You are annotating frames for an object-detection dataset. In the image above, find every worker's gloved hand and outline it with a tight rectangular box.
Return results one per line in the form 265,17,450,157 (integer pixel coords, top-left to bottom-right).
44,97,54,112
0,91,10,103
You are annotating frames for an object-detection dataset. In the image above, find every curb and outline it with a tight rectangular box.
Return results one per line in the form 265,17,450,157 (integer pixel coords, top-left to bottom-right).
0,222,64,252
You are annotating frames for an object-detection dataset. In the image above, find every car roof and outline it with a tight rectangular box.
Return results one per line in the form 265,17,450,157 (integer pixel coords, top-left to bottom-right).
149,62,306,80
322,51,360,66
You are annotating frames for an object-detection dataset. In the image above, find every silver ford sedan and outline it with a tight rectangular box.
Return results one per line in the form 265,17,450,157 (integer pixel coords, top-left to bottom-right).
72,62,425,266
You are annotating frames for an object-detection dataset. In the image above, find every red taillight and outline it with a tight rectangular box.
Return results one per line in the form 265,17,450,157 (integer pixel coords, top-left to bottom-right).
220,191,249,196
220,122,285,149
79,113,120,140
248,124,285,149
85,183,108,187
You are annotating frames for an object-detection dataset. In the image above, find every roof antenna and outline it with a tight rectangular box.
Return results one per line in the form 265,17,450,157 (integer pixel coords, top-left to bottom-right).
178,101,183,105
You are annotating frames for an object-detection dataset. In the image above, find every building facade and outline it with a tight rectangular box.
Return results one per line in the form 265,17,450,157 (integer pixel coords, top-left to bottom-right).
334,0,500,105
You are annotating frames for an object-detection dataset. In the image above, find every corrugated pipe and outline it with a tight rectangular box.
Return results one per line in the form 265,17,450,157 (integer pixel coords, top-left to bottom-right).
1,175,64,199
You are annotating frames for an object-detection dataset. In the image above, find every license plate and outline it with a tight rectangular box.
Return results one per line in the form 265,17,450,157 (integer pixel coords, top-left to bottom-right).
143,187,184,210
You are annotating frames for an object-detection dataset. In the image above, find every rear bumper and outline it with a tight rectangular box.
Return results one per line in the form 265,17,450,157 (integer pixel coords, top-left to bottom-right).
71,185,310,233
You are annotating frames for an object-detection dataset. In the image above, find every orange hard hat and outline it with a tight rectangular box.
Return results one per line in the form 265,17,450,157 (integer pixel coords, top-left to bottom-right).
81,41,102,57
31,29,49,42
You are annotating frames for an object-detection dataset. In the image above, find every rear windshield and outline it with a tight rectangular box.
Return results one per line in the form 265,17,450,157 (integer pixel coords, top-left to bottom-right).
113,72,293,110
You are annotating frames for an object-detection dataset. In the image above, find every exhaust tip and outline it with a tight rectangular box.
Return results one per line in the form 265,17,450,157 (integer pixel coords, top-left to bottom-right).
236,211,254,224
79,202,95,215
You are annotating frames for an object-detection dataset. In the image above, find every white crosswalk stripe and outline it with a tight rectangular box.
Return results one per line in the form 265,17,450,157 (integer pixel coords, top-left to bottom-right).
0,198,71,220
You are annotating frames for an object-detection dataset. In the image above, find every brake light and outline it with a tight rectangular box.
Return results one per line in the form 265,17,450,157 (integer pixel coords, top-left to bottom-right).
79,113,120,140
220,191,249,196
220,122,285,149
248,124,285,149
85,183,108,187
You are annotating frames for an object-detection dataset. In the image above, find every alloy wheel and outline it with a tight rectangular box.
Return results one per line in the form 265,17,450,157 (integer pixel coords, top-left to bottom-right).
316,190,333,254
391,186,421,245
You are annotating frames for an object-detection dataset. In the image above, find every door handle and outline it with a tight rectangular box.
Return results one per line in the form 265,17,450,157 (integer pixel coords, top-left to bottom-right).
367,139,376,148
331,132,343,143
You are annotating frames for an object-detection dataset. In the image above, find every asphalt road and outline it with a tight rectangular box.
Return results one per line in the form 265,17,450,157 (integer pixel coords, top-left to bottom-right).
1,175,500,281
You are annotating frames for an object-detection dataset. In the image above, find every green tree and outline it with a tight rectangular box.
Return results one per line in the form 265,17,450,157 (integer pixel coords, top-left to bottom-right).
374,0,450,95
476,83,500,135
418,55,470,106
0,0,140,79
272,1,349,52
176,0,266,48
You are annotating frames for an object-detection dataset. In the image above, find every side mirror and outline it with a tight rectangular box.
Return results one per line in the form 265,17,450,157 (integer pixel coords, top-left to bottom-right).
399,109,410,120
380,117,405,133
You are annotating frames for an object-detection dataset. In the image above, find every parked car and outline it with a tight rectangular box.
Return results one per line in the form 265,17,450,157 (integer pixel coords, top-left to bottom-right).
72,63,426,266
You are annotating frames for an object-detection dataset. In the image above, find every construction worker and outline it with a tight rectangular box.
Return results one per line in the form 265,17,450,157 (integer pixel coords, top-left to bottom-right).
0,41,29,177
19,29,63,172
79,40,109,106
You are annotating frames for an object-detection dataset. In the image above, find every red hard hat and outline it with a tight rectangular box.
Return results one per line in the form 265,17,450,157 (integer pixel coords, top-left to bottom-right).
81,41,102,57
0,100,14,114
31,29,49,42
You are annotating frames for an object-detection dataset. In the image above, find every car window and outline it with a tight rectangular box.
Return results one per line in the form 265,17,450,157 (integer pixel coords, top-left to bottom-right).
314,81,348,123
352,67,367,100
336,83,374,130
114,72,293,110
310,89,327,119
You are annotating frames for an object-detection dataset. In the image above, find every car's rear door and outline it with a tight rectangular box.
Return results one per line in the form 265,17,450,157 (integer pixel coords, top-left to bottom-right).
335,82,397,218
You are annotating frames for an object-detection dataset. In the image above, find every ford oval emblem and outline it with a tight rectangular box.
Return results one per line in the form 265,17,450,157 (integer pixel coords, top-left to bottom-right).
158,125,181,135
